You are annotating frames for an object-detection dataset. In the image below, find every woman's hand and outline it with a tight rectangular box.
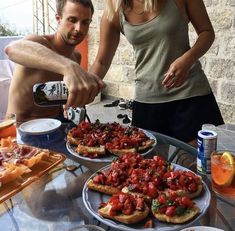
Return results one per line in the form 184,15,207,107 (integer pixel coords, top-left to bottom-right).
162,56,192,89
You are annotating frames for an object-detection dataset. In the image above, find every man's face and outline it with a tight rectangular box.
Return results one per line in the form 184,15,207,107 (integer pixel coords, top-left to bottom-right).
56,1,92,46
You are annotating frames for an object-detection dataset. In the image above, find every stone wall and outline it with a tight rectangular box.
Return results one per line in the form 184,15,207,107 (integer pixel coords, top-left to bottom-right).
88,0,235,124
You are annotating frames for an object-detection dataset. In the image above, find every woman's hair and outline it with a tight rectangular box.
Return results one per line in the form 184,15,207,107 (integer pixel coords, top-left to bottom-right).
56,0,94,16
105,0,155,20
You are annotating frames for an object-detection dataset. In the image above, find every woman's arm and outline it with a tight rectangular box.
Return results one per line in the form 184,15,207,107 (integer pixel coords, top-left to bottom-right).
90,12,121,79
182,0,215,64
163,0,215,88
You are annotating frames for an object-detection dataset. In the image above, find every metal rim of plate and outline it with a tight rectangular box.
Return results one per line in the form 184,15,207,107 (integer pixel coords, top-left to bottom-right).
180,226,225,231
66,129,157,163
82,164,211,231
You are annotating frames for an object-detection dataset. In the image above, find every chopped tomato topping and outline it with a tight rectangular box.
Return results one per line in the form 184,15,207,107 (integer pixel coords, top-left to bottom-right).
152,192,195,217
104,192,145,216
144,219,153,228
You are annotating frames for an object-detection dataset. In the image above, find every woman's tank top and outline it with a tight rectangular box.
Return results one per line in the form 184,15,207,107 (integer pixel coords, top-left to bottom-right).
119,0,211,103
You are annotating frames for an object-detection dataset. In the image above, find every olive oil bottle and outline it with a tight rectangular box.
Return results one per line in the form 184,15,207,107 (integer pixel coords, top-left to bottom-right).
33,81,68,106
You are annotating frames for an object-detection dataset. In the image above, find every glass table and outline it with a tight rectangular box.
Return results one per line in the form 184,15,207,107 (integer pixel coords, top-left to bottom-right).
0,123,234,231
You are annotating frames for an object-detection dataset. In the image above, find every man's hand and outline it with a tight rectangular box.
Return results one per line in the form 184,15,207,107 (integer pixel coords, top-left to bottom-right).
63,62,105,108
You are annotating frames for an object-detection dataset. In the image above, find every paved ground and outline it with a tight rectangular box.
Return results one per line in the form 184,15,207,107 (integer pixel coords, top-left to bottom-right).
86,97,132,125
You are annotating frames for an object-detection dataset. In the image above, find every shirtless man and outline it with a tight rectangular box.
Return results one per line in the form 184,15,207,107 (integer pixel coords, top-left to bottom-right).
4,0,104,123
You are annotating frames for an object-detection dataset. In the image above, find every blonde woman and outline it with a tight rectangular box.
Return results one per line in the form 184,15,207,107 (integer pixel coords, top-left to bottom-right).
91,0,224,147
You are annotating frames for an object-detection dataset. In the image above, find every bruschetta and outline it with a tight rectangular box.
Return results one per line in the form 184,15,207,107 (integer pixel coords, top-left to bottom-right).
151,191,199,224
99,192,149,224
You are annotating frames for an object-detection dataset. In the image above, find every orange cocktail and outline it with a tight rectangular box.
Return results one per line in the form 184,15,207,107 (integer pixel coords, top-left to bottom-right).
0,113,16,139
211,150,235,197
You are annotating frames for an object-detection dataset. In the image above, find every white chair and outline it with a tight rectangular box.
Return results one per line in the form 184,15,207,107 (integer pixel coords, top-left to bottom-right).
0,36,22,116
0,60,15,115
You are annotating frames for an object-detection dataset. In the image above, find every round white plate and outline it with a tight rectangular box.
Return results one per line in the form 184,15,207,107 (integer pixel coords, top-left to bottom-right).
83,164,211,231
66,129,157,163
19,118,61,135
180,226,224,231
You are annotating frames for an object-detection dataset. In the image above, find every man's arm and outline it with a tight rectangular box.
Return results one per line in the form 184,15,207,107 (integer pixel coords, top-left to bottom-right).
5,36,104,107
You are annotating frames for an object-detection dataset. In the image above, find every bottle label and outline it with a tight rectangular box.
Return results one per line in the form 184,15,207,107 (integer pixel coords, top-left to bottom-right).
36,81,68,101
33,81,68,106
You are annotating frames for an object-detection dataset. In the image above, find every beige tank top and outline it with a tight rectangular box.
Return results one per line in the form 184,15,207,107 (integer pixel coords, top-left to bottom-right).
120,0,211,103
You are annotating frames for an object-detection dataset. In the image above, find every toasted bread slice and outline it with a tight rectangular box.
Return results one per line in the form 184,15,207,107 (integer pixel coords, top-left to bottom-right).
99,193,150,224
99,203,149,224
185,183,203,199
87,179,121,195
67,134,80,146
122,186,152,204
181,174,203,199
107,148,137,157
162,183,203,199
138,139,155,151
151,191,200,224
76,145,106,156
163,170,203,199
152,206,199,224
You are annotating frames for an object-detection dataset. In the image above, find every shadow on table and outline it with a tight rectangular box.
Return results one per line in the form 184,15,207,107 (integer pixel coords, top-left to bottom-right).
18,166,94,223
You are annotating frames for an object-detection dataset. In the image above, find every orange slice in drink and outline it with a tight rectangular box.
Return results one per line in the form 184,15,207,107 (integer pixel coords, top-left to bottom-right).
222,152,234,165
0,119,15,130
0,119,16,138
212,152,235,186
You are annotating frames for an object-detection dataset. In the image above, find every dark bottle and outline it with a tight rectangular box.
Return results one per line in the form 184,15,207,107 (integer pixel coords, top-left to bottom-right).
33,81,68,106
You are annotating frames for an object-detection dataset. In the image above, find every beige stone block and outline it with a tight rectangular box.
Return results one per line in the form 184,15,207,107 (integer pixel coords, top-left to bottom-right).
219,103,235,124
210,9,232,29
88,47,98,65
94,0,104,10
207,58,235,80
119,34,130,47
209,79,219,96
223,36,235,59
120,48,135,65
122,66,135,83
204,0,213,7
220,82,235,104
105,66,124,82
119,84,135,99
230,0,235,6
105,50,121,65
102,82,119,97
88,29,96,44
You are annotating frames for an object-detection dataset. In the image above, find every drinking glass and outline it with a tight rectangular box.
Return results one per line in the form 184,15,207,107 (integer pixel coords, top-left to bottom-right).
202,124,216,131
0,113,16,139
211,150,235,197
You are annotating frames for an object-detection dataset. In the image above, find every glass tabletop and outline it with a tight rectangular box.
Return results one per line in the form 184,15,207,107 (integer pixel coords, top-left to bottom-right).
0,123,234,231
